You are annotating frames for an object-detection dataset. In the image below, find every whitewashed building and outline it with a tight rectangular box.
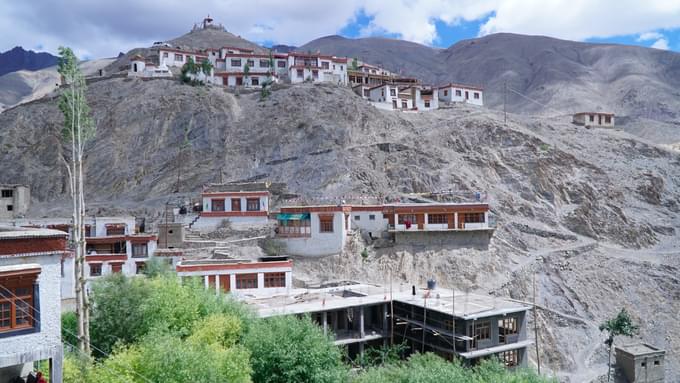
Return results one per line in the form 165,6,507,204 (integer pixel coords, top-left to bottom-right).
0,184,29,219
438,83,484,106
193,183,270,231
158,47,209,68
128,55,172,78
0,226,67,383
287,52,348,85
0,217,159,306
176,259,293,294
573,112,615,128
275,206,350,257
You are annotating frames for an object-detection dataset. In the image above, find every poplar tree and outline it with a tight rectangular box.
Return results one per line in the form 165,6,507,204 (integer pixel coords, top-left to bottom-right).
58,46,95,354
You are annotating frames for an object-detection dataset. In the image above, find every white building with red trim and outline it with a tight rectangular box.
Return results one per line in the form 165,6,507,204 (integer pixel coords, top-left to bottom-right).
0,226,67,383
175,259,293,294
0,217,160,305
438,83,484,106
275,205,351,257
211,48,286,87
193,188,270,231
158,47,209,68
128,55,172,78
287,52,348,85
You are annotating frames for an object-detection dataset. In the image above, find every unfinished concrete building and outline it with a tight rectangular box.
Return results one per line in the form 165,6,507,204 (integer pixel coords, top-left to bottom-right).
615,343,665,383
239,282,531,366
0,185,29,219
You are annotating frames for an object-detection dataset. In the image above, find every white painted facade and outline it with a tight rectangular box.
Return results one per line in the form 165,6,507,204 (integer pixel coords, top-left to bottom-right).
438,84,484,106
287,54,348,85
0,228,66,383
176,260,293,295
368,84,399,108
573,112,615,127
351,210,388,233
158,48,209,68
0,185,29,219
198,192,270,230
276,210,348,257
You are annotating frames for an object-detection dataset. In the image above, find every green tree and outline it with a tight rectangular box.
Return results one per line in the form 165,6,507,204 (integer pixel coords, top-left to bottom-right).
244,315,348,383
352,57,358,71
243,62,250,86
599,308,639,382
58,46,96,354
200,58,213,76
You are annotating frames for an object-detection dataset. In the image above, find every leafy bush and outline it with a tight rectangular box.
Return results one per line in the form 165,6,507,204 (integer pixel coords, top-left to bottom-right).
244,315,348,383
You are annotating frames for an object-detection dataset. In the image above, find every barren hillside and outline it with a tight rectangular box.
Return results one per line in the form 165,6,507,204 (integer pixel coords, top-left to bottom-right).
0,78,678,381
302,33,680,144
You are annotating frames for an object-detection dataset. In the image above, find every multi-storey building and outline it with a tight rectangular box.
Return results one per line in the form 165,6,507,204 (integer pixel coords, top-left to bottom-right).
193,182,271,231
287,52,348,85
0,185,29,219
275,205,351,257
438,83,484,106
0,226,67,382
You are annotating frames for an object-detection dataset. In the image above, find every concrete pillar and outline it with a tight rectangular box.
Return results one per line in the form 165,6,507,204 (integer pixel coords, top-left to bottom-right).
230,274,237,290
50,345,63,383
285,271,292,289
484,211,489,227
383,304,388,333
257,273,265,290
423,213,428,230
215,274,221,295
323,311,328,336
454,212,459,229
360,307,365,338
204,275,209,289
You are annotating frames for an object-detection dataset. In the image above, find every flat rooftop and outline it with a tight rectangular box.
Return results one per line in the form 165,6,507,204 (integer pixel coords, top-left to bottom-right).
237,282,529,320
0,225,68,239
617,343,665,356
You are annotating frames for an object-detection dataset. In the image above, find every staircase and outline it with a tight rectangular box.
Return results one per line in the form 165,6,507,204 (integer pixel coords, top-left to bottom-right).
187,214,201,229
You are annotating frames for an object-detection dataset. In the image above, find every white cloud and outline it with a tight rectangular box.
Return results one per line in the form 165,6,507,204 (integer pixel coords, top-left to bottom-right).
637,31,663,41
1,0,680,59
651,38,669,49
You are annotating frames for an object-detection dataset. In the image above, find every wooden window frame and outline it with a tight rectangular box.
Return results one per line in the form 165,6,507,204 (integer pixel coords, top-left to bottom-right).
235,273,258,289
500,349,519,367
264,272,286,288
110,263,123,274
397,214,417,225
296,69,304,77
455,89,461,97
424,101,431,108
277,219,311,237
89,263,102,277
1,190,12,198
259,59,270,68
277,60,286,68
251,77,259,86
132,243,148,258
231,59,242,67
106,224,126,236
135,262,146,275
246,59,255,67
0,272,39,336
474,92,480,99
319,215,334,233
231,198,241,212
212,198,225,212
174,54,183,61
246,198,260,211
463,212,485,223
427,214,447,224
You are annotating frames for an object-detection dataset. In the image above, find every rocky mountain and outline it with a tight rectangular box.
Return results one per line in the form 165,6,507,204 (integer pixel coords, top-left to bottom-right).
0,46,58,77
0,78,679,381
301,34,680,144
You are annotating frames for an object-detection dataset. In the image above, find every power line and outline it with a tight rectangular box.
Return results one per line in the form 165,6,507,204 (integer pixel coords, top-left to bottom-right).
506,86,570,118
0,284,155,383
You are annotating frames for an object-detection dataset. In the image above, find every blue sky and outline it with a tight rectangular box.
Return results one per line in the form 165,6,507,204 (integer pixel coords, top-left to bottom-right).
1,1,679,59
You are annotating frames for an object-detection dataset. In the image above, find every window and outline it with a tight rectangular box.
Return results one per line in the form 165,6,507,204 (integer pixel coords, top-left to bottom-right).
474,92,480,99
231,59,242,67
455,90,462,97
259,59,269,68
236,273,258,289
296,69,304,77
443,90,448,96
246,59,255,67
212,199,225,211
277,219,311,237
111,263,123,273
390,89,396,96
251,77,259,86
132,243,148,258
312,70,319,79
319,215,334,233
398,214,417,225
427,214,447,224
354,215,360,221
1,190,12,198
6,205,12,212
231,198,241,211
499,317,518,344
277,60,286,68
402,101,408,108
470,321,490,349
463,212,485,223
500,350,519,367
465,91,469,99
136,262,146,274
174,54,183,62
363,89,369,97
264,272,286,288
605,115,612,123
424,101,430,108
321,61,329,69
163,52,168,58
654,360,660,366
340,65,343,70
381,90,384,97
106,224,126,236
0,272,38,334
369,215,375,220
641,361,646,367
89,264,102,277
246,198,260,211
589,115,595,122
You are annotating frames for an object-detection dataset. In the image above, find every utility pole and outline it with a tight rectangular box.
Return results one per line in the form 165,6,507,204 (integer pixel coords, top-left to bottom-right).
504,81,507,125
534,270,542,374
451,289,456,359
421,295,427,353
390,268,394,346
